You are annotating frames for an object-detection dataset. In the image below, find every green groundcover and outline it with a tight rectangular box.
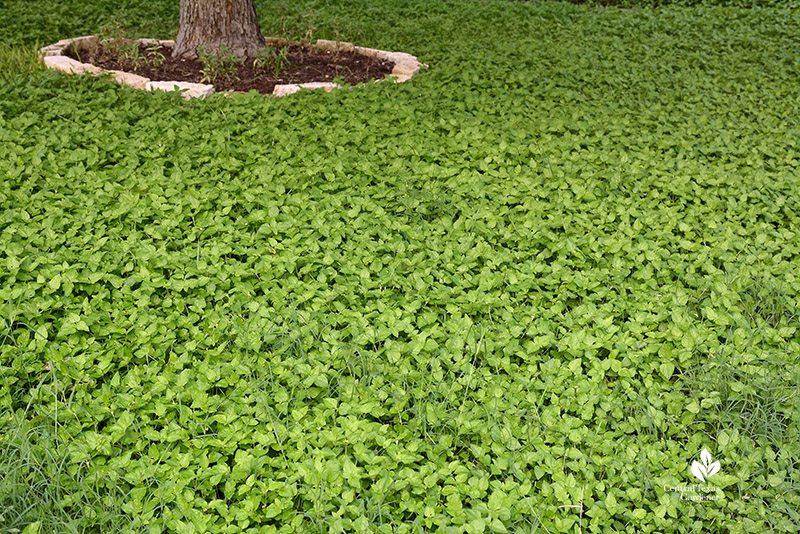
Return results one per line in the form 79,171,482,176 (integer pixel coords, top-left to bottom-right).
1,0,799,533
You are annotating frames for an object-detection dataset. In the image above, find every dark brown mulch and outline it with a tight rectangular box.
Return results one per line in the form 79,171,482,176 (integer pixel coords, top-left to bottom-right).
65,41,396,95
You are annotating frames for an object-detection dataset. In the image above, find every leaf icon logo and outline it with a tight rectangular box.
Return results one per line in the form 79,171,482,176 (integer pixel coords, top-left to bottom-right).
691,448,721,482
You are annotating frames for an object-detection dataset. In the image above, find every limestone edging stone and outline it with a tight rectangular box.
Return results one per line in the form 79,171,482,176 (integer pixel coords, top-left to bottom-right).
109,70,150,90
43,55,102,75
147,81,216,99
273,82,339,97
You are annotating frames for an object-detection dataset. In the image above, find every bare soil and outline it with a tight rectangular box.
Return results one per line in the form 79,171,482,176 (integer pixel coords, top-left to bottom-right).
65,41,396,95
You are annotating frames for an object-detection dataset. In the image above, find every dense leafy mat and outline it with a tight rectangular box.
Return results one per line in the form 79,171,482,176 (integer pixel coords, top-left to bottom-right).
2,0,800,533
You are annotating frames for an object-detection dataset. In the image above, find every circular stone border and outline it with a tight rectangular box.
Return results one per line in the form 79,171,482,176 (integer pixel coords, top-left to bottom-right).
39,35,427,99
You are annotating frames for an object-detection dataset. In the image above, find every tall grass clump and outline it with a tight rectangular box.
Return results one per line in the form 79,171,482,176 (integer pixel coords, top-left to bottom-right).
0,44,45,84
0,410,135,533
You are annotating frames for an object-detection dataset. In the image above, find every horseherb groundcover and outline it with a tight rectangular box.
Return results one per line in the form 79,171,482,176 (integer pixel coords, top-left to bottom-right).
1,0,799,532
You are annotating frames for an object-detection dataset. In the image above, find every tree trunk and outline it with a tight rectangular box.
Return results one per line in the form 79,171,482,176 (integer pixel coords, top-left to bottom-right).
172,0,266,59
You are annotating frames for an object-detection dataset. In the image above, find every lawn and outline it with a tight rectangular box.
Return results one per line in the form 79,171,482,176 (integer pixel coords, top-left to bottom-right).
1,0,799,532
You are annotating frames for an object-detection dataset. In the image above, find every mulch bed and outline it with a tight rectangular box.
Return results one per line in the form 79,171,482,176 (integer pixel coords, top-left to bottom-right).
65,41,396,95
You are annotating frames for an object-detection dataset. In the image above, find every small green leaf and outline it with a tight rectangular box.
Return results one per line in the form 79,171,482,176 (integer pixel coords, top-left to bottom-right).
48,273,61,290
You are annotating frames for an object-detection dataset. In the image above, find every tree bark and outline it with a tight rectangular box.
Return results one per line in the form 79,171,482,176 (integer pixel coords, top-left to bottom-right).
172,0,266,59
